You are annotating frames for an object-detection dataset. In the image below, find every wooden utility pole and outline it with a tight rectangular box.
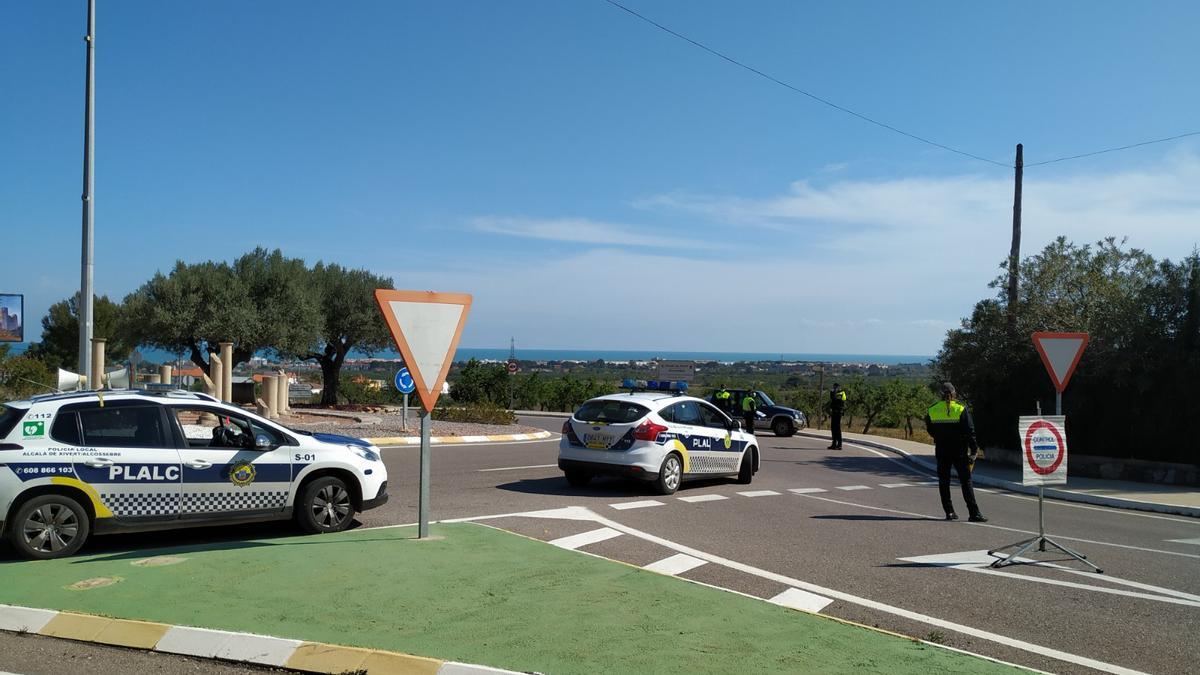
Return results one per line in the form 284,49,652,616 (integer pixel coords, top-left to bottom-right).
1007,143,1023,330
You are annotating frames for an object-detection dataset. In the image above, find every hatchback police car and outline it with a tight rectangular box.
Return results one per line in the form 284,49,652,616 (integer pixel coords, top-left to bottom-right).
558,381,758,495
0,389,388,559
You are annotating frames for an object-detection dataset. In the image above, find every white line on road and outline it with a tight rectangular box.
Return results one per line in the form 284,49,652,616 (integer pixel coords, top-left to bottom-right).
769,587,834,613
1168,537,1200,545
880,482,913,488
643,553,708,576
677,494,729,503
961,565,1200,607
548,527,622,550
798,493,1200,560
555,507,1147,675
477,464,558,472
610,500,665,511
787,488,827,494
737,490,781,497
835,485,872,491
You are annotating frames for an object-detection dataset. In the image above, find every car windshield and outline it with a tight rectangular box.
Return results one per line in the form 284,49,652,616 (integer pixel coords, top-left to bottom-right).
574,400,649,424
756,391,776,407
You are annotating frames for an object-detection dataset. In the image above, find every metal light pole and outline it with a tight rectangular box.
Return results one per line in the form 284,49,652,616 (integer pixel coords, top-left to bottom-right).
78,0,97,377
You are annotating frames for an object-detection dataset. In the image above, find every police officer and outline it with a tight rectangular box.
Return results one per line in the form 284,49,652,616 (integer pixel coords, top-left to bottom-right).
741,391,758,435
828,383,846,450
715,385,732,415
924,382,987,522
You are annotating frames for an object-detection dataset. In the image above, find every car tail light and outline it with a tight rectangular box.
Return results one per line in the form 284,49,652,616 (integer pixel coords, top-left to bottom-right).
562,420,582,446
632,420,668,441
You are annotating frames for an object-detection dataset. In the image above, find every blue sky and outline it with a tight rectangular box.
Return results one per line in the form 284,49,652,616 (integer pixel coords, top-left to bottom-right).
2,1,1198,356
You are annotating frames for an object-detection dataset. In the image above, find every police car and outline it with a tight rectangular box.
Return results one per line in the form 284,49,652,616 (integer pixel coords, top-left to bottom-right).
0,389,388,559
558,380,758,495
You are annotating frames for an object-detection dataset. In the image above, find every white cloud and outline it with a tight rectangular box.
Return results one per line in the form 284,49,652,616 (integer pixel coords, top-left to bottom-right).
410,154,1200,355
470,216,718,250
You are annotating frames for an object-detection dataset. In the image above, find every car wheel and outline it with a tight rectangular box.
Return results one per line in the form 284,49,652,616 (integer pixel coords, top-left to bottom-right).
565,470,592,487
654,453,683,495
736,450,754,484
772,418,794,437
9,494,90,560
296,476,357,534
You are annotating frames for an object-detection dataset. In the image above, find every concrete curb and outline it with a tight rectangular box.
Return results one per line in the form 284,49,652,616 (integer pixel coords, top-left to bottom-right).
368,430,554,446
797,431,1200,519
0,603,523,675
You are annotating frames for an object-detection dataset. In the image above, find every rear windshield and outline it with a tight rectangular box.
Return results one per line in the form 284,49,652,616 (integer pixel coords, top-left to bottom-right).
0,405,26,440
574,400,650,425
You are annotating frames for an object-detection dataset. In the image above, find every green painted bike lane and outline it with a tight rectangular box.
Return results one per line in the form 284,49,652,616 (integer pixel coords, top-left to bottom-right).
0,524,1024,674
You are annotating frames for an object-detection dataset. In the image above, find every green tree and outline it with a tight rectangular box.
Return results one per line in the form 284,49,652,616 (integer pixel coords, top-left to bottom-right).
845,378,890,434
123,249,319,375
938,238,1200,462
299,263,394,405
450,359,509,405
0,346,54,400
26,294,130,372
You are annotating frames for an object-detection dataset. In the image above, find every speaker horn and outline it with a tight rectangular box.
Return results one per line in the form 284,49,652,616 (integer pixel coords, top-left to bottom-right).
102,368,130,390
56,369,88,392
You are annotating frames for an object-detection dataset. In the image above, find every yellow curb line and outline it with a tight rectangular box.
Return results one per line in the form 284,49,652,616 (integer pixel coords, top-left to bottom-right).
2,602,515,675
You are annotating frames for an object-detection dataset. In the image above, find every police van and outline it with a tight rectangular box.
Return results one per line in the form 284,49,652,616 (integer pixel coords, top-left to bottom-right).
558,380,759,495
0,389,388,559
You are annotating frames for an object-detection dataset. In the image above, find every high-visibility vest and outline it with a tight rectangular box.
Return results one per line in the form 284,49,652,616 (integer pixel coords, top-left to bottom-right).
716,390,730,400
835,391,847,402
927,400,965,424
742,395,756,412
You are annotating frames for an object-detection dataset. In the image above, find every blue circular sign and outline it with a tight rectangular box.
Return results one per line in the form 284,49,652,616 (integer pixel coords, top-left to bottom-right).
394,367,415,394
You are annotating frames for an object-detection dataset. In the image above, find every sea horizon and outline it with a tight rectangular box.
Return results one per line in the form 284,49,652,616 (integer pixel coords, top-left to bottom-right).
6,342,933,367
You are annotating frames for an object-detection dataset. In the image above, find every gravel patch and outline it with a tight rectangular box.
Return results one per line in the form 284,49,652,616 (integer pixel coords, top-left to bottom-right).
280,411,547,439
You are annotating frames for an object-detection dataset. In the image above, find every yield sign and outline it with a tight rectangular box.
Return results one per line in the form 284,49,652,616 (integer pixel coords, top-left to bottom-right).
374,289,472,412
1032,332,1088,393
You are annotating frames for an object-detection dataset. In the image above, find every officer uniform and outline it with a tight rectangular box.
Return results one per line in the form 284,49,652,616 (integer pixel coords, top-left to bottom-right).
715,387,732,415
924,384,987,522
828,385,846,450
741,392,757,435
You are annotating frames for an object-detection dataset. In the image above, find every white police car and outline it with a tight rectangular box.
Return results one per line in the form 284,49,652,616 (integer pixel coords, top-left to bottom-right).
558,380,759,495
0,389,388,559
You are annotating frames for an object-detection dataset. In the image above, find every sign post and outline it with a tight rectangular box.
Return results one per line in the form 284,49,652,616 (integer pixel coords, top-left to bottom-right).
376,290,472,539
394,367,415,431
988,333,1101,572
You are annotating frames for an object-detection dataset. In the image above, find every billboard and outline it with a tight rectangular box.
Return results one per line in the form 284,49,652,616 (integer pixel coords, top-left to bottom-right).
0,294,23,342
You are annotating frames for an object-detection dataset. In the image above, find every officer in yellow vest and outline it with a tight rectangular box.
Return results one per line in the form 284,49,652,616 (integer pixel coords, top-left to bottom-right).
924,382,987,522
828,384,847,450
741,391,758,435
715,386,732,415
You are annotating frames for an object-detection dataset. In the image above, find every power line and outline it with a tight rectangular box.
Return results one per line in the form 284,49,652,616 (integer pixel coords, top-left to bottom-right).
603,0,1199,170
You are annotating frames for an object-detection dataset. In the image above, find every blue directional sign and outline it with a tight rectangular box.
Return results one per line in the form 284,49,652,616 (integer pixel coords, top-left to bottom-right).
394,367,415,394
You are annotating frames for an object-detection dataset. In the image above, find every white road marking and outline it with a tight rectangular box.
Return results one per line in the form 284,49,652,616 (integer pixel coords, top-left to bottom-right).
880,482,912,488
737,490,781,497
517,506,1147,675
609,500,664,511
477,464,558,472
548,527,622,550
378,435,559,449
787,487,827,494
900,550,1200,606
677,494,729,503
643,553,708,576
798,493,1200,560
769,587,834,613
835,485,872,491
1168,537,1200,545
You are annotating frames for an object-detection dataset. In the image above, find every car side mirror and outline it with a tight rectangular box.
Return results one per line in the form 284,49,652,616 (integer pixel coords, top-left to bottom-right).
254,433,275,450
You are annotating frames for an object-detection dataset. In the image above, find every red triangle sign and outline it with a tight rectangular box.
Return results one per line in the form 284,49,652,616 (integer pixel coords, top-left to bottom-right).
1032,332,1089,393
374,289,472,412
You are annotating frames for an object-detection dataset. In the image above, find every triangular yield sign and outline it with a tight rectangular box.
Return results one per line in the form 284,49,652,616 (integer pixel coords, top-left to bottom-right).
374,289,472,412
1032,332,1089,393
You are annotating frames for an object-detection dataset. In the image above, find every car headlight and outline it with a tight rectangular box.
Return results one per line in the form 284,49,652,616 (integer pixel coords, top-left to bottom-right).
349,445,381,462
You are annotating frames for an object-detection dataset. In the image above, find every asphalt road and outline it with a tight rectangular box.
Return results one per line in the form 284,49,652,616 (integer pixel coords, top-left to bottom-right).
3,414,1197,674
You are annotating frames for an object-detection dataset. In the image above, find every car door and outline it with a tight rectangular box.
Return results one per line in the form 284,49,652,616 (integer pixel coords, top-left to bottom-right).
167,405,292,519
697,402,744,475
69,402,182,523
661,401,723,475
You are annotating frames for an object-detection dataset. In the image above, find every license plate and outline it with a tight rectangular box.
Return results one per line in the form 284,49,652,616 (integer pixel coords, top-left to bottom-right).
583,433,611,449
